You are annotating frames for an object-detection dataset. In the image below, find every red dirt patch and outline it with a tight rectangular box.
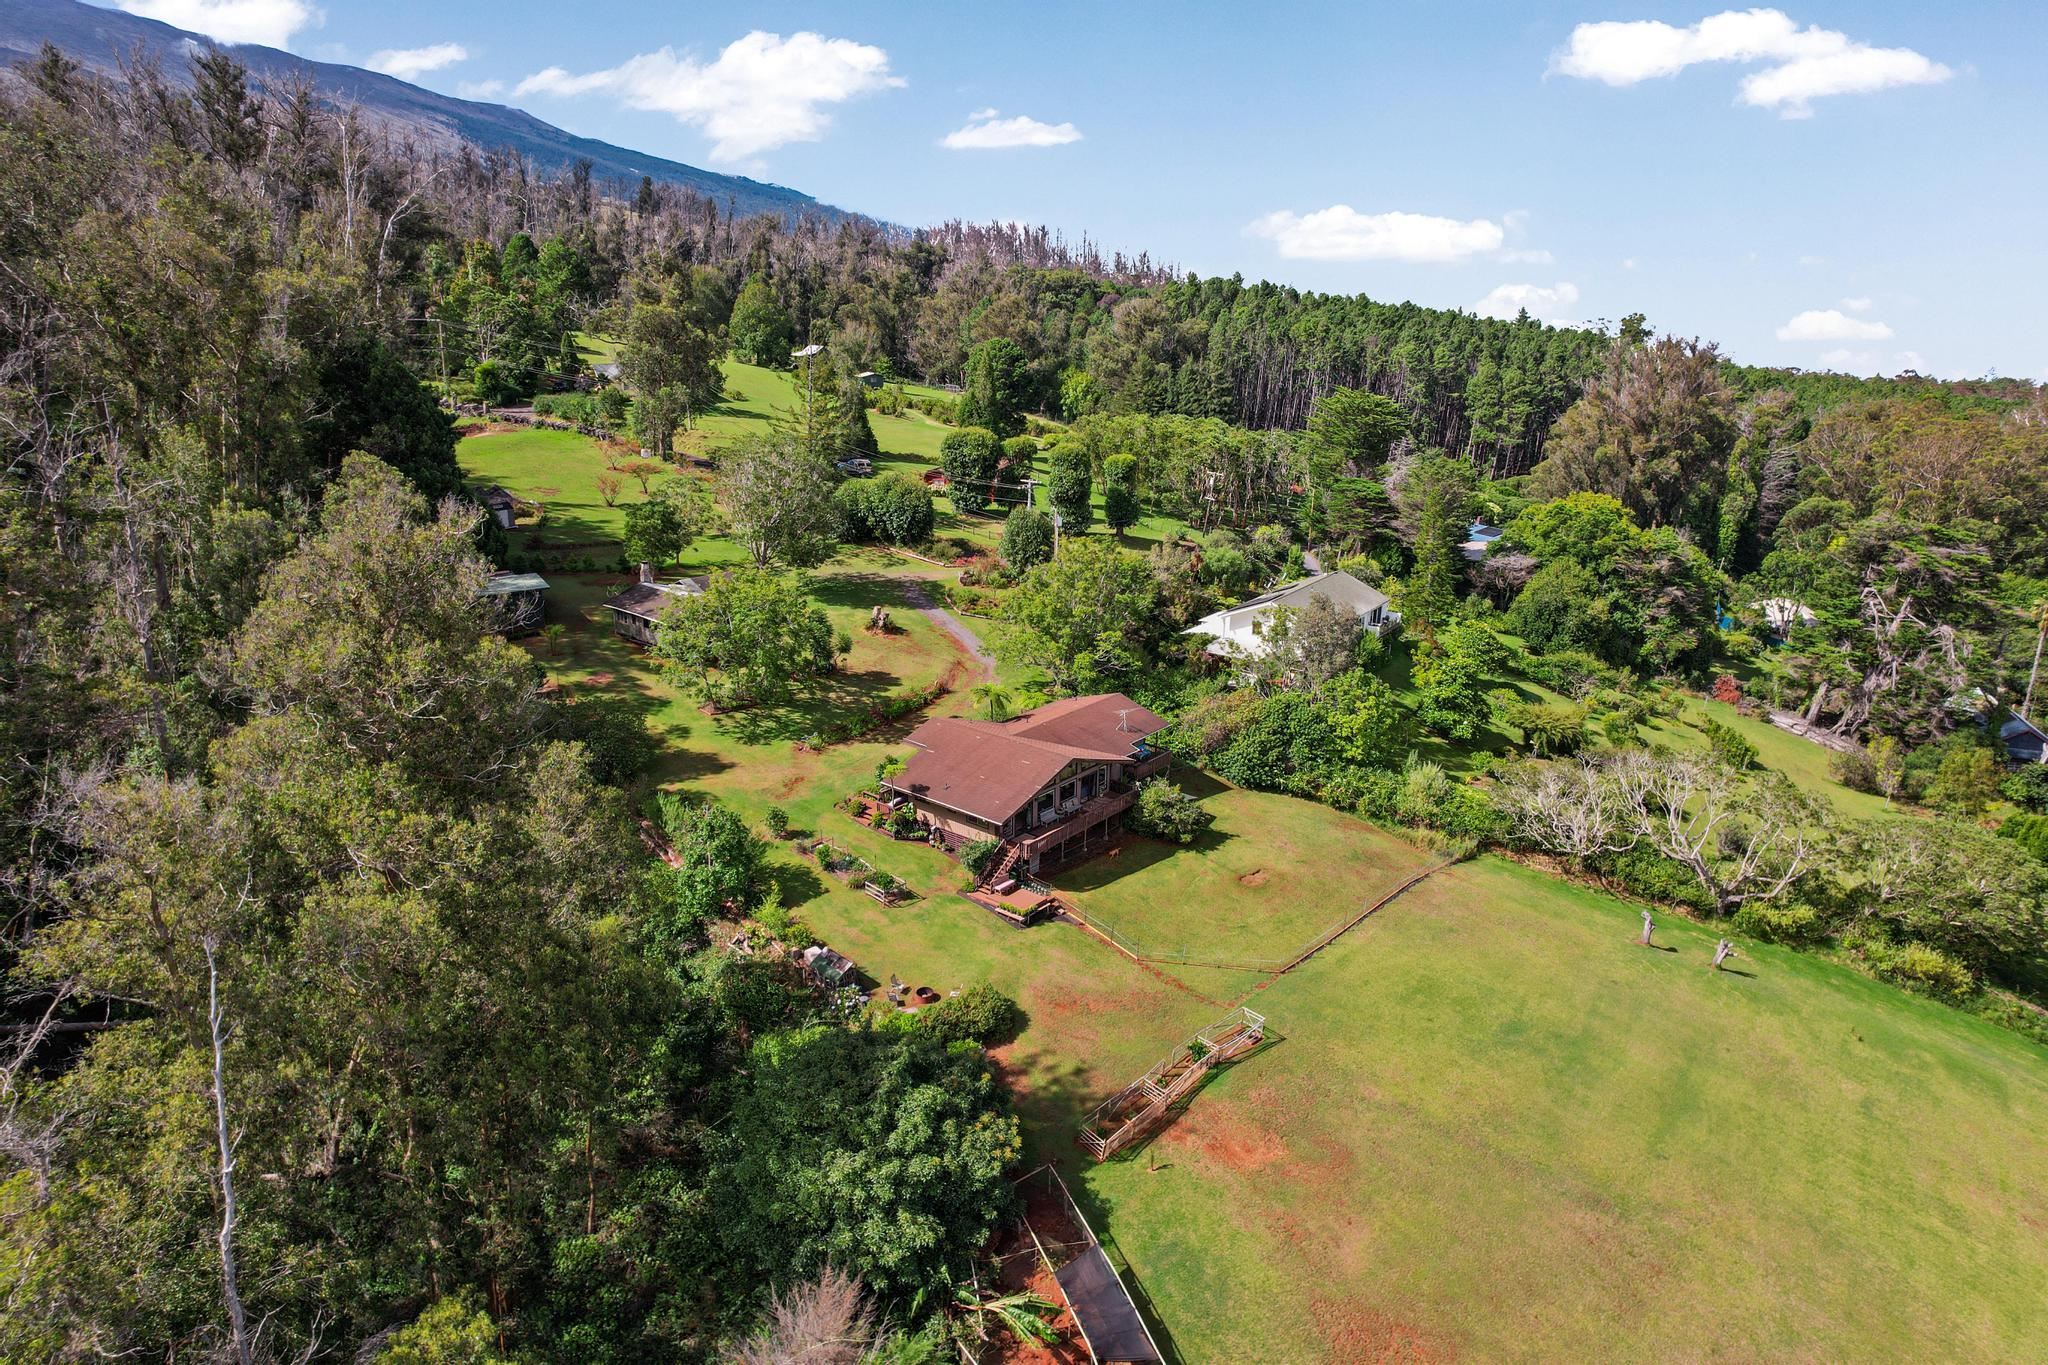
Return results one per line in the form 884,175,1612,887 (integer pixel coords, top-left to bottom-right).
1158,1100,1287,1172
1310,1294,1455,1364
1238,868,1269,887
581,671,615,687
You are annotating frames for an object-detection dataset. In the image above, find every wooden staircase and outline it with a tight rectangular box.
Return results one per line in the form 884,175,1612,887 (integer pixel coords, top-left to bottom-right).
977,839,1026,890
1077,1006,1268,1160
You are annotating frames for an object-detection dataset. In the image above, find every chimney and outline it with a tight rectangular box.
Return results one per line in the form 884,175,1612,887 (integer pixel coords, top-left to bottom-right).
638,562,653,585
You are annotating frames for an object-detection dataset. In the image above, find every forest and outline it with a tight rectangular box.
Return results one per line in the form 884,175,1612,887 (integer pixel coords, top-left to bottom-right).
5,41,2048,1365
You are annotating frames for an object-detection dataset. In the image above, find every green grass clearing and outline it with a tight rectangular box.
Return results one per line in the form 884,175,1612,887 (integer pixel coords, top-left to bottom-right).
1052,781,1440,968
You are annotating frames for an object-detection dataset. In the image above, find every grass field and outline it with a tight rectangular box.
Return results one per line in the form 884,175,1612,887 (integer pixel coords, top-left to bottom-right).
1052,780,1441,968
1062,854,2048,1361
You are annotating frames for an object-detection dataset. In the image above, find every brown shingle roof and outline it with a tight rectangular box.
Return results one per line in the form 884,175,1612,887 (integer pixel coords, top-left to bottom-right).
892,694,1166,824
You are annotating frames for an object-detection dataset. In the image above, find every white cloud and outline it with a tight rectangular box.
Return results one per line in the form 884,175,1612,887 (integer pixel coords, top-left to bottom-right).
1551,9,1952,117
1473,281,1582,322
1246,206,1505,263
516,31,902,161
1840,295,1873,312
941,109,1082,150
1894,350,1929,373
1498,247,1556,265
1622,257,1640,270
368,43,468,80
1777,308,1894,342
457,79,506,101
115,0,318,48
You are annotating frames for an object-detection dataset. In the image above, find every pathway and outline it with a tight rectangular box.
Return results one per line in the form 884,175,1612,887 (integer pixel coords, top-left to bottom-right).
899,579,996,682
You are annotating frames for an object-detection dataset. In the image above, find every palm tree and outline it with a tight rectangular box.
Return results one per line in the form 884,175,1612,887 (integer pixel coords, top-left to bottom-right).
972,683,1012,721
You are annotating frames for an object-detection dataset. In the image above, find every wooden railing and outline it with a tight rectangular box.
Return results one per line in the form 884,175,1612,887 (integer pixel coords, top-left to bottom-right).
1077,1006,1268,1159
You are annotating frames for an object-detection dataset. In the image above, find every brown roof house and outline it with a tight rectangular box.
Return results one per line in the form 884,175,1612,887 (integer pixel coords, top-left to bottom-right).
885,693,1171,884
603,564,710,646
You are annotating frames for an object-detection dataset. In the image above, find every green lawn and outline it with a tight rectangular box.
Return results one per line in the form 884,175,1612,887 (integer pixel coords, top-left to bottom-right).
1649,696,1894,821
1068,854,2048,1362
1052,781,1441,968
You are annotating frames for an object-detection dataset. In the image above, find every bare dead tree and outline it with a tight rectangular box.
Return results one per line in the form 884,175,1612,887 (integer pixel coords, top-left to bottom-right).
203,934,254,1365
1495,756,1639,870
724,1265,874,1365
1609,752,1826,915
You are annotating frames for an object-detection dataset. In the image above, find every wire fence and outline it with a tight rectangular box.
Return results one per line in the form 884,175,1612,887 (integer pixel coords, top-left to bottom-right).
1059,856,1458,976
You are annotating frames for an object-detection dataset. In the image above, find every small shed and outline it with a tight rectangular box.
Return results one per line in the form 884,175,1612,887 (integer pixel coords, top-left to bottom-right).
856,370,884,389
478,485,518,530
480,570,549,635
2001,713,2048,765
603,565,709,646
801,945,856,988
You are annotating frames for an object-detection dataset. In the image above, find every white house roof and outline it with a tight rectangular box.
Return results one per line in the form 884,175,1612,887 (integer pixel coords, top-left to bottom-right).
1188,570,1389,633
1753,597,1818,631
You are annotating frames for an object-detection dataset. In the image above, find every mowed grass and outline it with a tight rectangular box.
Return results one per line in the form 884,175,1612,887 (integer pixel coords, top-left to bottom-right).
1064,854,2048,1362
1649,696,1894,820
1052,780,1440,968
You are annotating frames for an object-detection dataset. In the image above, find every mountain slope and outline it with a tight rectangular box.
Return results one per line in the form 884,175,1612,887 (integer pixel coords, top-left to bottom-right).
1,0,861,222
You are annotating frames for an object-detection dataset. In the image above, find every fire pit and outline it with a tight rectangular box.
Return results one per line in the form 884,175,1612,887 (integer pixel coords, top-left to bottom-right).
912,986,941,1006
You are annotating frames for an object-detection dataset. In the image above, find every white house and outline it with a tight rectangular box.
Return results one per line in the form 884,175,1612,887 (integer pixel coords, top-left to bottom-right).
1185,570,1397,662
1752,597,1818,637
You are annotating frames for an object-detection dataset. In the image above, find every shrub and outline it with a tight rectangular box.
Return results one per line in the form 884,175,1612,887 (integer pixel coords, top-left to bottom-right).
753,902,819,950
1860,940,1977,1003
1996,812,2048,862
1830,746,1878,793
960,838,1001,879
764,806,791,839
1129,779,1213,845
940,427,1002,512
2001,763,2048,812
1000,506,1055,570
1732,901,1829,946
913,983,1025,1046
1513,648,1621,696
1593,847,1715,912
556,693,657,785
1924,746,2002,815
1000,434,1039,472
1102,454,1141,532
1700,716,1757,771
1496,698,1589,757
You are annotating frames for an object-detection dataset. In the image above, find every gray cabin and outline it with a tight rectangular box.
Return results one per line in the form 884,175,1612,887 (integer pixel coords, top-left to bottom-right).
480,570,549,635
478,485,518,530
603,565,710,646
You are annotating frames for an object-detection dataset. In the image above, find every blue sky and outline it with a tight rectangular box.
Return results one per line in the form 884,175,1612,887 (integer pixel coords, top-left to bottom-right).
110,1,2048,380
